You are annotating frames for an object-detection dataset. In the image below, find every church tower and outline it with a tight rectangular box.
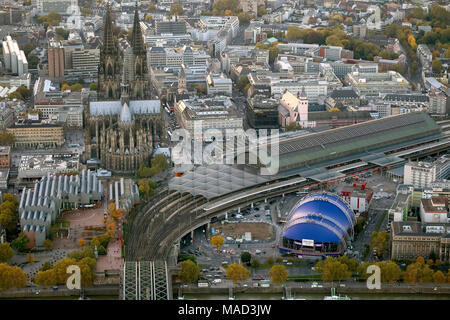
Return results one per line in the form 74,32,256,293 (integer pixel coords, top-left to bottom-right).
130,6,150,100
98,5,121,100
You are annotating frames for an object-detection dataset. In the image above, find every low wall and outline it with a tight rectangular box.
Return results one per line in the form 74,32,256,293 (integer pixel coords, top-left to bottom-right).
0,285,119,299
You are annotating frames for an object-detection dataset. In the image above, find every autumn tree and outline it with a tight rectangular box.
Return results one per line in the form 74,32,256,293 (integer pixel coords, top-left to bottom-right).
210,235,224,249
112,209,123,220
269,264,289,284
26,253,35,263
178,259,200,283
251,258,260,268
403,259,434,284
170,3,183,16
432,270,446,284
0,263,27,290
107,202,116,217
78,238,86,247
11,233,29,252
53,258,77,284
0,242,14,262
432,59,443,73
315,257,352,283
0,132,15,147
44,239,53,249
34,269,57,287
266,257,274,265
370,231,389,257
226,263,250,284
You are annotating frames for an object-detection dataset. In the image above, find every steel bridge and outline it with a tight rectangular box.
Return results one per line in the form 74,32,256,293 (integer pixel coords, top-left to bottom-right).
120,260,171,300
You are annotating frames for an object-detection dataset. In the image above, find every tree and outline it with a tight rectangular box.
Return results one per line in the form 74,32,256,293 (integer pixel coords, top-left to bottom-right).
0,132,14,147
80,257,97,271
44,239,53,249
89,82,98,91
0,243,14,262
26,253,35,263
23,43,36,57
34,269,57,287
11,233,29,252
269,46,279,65
250,258,260,268
53,258,77,284
433,270,446,284
40,261,52,271
28,55,39,69
90,236,100,248
379,261,402,283
107,202,116,217
416,256,425,265
266,257,274,265
257,6,267,17
170,4,184,16
112,209,123,220
237,76,250,92
337,255,359,273
226,263,250,284
55,28,69,40
432,59,443,73
316,257,351,283
269,264,289,284
370,231,389,257
16,86,31,100
78,238,86,247
210,235,224,249
403,260,434,284
285,122,302,131
178,259,200,283
0,263,27,290
240,252,251,265
67,246,95,261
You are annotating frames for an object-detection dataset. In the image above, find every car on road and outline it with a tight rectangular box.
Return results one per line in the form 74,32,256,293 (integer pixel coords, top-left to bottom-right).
255,214,260,217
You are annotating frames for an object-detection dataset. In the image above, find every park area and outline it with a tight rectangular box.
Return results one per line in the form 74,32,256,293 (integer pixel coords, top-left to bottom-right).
211,221,273,241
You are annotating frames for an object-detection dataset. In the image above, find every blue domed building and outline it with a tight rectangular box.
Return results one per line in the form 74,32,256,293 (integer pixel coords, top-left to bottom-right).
280,193,355,257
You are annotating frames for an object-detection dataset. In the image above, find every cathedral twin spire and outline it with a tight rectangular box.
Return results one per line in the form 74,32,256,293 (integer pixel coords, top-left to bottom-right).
99,4,149,101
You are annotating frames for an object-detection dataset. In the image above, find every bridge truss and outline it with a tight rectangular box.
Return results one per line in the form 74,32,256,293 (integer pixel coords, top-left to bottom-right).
121,260,170,300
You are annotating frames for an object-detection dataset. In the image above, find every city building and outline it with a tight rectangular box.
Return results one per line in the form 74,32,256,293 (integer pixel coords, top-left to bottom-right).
175,96,243,137
391,221,450,261
280,193,355,257
246,95,280,129
154,21,187,35
6,119,64,148
2,35,28,76
47,40,65,79
206,73,232,96
345,71,411,98
0,146,11,168
404,156,450,189
18,154,80,181
18,170,103,247
419,196,449,224
35,0,78,15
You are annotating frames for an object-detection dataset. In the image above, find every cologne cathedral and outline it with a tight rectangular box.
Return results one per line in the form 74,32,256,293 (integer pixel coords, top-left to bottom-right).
84,6,164,174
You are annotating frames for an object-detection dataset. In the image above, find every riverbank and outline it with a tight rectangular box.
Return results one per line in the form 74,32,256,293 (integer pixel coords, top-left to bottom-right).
179,283,450,296
0,285,119,299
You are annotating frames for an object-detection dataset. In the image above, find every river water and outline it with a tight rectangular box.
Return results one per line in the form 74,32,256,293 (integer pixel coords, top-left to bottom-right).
181,292,450,300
